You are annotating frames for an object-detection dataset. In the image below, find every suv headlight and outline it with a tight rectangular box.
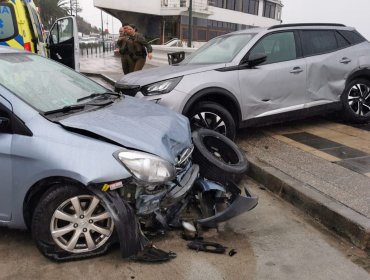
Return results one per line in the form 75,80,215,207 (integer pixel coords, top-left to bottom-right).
141,77,183,96
114,150,176,183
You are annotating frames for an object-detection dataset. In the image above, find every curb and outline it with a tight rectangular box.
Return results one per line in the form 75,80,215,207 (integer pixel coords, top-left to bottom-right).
246,154,370,253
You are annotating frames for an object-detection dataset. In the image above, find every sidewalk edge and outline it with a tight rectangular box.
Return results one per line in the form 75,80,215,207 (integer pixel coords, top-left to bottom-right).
246,154,370,253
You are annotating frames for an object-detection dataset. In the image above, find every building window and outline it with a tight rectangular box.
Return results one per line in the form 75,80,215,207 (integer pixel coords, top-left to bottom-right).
242,0,259,15
263,1,276,19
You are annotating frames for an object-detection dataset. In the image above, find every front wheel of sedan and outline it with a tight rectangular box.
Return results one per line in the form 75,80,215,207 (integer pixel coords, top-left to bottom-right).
341,79,370,123
32,184,115,261
188,102,236,140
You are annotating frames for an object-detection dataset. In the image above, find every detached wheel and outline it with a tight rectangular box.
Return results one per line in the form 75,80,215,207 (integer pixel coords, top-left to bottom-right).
341,79,370,123
192,128,248,184
32,184,114,260
188,102,236,140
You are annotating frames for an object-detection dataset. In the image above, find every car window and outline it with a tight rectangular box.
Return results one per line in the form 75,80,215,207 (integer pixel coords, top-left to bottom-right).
335,31,350,49
301,30,338,56
338,30,366,45
0,104,11,133
183,33,255,64
0,54,108,112
0,3,17,41
249,32,297,64
50,17,73,44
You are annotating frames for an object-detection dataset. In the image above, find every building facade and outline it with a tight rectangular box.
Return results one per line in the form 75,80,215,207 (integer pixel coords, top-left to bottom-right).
94,0,283,44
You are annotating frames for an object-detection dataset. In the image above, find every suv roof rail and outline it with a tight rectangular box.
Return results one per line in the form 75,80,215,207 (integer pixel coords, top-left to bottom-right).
268,23,346,30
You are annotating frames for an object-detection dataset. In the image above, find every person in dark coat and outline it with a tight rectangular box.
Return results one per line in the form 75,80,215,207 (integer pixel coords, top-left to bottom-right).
117,24,153,74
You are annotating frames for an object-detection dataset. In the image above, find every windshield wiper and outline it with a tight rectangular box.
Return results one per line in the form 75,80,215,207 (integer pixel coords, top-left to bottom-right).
43,101,114,116
77,91,121,102
43,104,86,115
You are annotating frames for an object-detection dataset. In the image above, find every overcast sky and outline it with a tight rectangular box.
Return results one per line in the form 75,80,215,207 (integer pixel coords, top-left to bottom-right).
79,0,370,39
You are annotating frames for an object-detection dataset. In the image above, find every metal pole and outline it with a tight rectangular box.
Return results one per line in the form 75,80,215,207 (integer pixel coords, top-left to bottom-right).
101,10,105,52
70,0,72,15
187,0,192,47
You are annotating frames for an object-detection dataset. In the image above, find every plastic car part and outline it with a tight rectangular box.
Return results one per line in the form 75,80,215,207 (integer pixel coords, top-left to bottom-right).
187,240,226,254
130,244,177,262
188,102,236,140
192,128,248,184
196,181,258,228
88,187,149,258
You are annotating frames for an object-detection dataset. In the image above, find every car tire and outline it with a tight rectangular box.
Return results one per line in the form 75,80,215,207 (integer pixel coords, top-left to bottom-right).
188,102,236,140
192,128,248,184
341,79,370,123
31,184,115,261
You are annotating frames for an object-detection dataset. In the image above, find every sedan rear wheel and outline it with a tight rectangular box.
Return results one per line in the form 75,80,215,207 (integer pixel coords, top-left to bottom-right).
341,79,370,123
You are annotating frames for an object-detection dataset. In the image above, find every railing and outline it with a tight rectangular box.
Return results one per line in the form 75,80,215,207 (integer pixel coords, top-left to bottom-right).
79,42,115,56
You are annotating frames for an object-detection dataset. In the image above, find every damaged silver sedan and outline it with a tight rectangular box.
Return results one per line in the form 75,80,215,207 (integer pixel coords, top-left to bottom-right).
0,47,257,261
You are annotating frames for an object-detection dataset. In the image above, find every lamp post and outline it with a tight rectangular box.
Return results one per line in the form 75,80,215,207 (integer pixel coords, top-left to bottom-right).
187,0,192,47
101,10,105,52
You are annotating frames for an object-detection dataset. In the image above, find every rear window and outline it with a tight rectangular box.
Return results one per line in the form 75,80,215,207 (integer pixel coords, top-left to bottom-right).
0,3,18,41
301,30,338,56
338,30,366,45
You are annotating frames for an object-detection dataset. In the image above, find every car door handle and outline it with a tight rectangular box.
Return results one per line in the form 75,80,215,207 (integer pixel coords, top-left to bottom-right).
339,57,351,64
290,67,303,74
56,53,62,60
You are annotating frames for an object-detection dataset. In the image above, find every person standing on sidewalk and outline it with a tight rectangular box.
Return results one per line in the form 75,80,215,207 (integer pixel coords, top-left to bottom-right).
117,24,153,74
116,24,134,75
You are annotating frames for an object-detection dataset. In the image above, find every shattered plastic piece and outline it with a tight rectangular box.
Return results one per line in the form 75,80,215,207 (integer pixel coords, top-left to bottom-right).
130,245,177,262
228,249,237,256
187,240,226,254
182,221,197,232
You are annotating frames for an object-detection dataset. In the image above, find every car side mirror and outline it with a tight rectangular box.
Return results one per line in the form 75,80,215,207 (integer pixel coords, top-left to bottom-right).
244,53,267,68
0,117,10,130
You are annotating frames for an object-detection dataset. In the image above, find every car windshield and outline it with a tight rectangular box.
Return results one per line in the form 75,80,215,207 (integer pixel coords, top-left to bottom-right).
0,53,110,112
182,33,256,64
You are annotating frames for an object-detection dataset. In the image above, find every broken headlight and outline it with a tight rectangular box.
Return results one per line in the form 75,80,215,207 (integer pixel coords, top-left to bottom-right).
114,150,176,184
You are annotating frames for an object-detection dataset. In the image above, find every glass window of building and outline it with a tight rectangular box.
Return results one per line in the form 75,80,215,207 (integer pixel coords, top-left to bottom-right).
263,1,276,19
242,0,259,15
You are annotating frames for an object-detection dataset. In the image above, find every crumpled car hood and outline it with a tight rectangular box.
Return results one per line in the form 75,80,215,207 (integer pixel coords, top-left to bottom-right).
59,96,192,164
116,63,225,87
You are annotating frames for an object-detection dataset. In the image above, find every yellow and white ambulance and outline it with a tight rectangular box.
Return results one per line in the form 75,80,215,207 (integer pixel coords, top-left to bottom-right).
0,0,79,70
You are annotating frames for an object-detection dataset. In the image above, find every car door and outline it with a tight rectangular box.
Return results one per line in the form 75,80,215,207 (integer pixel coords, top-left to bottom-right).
238,31,307,120
301,29,355,106
0,100,13,221
47,16,80,71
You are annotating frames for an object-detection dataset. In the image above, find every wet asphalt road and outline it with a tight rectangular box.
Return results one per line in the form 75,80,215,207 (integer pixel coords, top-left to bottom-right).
0,178,368,280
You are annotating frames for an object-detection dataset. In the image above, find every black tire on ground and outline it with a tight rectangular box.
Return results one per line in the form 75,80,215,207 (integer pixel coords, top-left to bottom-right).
187,102,236,140
192,128,248,184
31,184,115,261
341,78,370,123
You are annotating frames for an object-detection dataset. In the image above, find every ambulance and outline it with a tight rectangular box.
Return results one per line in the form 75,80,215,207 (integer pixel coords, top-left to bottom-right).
0,0,79,70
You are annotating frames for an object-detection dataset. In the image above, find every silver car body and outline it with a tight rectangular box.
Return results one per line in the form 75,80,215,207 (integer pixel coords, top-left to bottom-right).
116,24,370,131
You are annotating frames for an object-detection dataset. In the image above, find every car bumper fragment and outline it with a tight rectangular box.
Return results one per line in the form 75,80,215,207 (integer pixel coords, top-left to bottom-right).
196,181,258,228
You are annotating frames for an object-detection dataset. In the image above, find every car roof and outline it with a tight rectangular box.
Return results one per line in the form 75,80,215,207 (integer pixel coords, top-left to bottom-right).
228,23,355,37
0,45,27,54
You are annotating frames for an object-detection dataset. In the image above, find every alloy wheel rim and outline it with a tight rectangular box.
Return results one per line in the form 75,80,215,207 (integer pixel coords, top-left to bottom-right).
348,83,370,116
50,195,114,253
191,111,227,136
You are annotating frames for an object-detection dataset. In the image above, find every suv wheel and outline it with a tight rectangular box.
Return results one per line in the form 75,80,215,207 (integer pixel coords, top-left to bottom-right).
32,184,115,260
341,79,370,123
188,102,236,140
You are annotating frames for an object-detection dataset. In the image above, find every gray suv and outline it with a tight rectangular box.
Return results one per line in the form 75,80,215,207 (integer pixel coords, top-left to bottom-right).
116,23,370,139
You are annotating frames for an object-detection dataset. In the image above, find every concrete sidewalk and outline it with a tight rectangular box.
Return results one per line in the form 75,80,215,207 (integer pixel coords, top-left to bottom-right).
80,52,370,254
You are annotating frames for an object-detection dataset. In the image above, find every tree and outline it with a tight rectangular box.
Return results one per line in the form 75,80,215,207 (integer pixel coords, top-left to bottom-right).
34,0,69,29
